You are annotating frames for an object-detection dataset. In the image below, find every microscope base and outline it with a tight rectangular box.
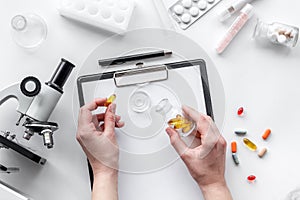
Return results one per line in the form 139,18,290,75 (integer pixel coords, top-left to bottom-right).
0,135,46,165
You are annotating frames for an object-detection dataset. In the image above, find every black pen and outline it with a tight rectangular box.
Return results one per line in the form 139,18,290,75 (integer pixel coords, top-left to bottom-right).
0,164,8,172
98,50,172,66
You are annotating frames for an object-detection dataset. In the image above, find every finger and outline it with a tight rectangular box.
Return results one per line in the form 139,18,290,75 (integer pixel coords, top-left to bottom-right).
196,122,221,159
166,127,189,156
95,98,108,107
97,114,121,122
116,121,125,128
82,98,106,111
104,103,116,135
182,105,200,121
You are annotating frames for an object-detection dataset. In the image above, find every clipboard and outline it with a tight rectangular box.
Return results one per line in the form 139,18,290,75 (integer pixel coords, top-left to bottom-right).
77,58,213,186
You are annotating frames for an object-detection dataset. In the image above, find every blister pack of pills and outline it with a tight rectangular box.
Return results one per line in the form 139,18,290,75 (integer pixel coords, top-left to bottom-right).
169,0,222,30
58,0,135,34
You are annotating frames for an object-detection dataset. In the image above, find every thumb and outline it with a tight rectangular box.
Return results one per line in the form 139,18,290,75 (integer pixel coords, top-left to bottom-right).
166,127,189,156
104,103,116,135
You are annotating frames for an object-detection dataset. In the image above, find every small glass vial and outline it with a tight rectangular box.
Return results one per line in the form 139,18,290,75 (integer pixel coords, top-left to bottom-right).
253,19,299,47
11,13,47,49
156,98,196,137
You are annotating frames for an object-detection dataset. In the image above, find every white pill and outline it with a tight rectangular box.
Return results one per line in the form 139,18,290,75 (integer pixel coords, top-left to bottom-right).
192,0,199,2
101,9,112,19
181,13,191,23
207,0,215,3
277,34,287,44
118,0,129,10
197,0,207,10
269,33,278,42
182,0,192,8
88,5,99,15
174,4,184,15
74,1,85,11
114,13,125,23
189,7,199,17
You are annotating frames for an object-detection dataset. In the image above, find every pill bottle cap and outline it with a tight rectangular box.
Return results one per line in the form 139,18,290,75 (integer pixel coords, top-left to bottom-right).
240,3,254,17
253,19,269,38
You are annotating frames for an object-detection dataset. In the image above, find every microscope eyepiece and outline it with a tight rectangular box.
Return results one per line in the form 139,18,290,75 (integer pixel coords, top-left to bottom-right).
46,58,75,93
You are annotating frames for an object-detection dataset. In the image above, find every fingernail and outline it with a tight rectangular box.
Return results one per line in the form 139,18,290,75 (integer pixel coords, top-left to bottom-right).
110,103,116,114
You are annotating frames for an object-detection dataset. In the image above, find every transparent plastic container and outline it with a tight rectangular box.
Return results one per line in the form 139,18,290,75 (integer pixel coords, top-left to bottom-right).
156,98,195,137
253,19,299,47
11,13,47,49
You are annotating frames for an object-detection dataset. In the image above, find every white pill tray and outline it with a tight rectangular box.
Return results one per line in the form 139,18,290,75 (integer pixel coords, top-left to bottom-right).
58,0,135,34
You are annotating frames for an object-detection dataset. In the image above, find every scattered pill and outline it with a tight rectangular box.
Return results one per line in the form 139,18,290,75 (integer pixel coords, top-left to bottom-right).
234,129,247,136
237,107,244,116
181,13,191,24
189,7,199,17
243,138,257,151
174,4,184,15
207,0,215,3
247,175,256,183
104,94,116,107
262,129,271,140
258,147,267,158
197,0,207,10
232,153,239,165
182,0,192,8
231,141,237,153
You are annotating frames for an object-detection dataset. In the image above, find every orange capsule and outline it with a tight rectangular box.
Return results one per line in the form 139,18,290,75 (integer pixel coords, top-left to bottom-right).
262,129,271,140
231,141,237,153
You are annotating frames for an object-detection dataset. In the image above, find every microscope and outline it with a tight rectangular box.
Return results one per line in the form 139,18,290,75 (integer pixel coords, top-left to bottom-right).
0,58,75,164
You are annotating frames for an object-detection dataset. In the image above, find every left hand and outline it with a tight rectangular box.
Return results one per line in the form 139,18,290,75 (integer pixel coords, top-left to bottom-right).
76,98,124,176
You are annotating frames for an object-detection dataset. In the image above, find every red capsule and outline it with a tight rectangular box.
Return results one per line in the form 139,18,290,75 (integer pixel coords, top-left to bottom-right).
237,107,244,116
247,175,256,183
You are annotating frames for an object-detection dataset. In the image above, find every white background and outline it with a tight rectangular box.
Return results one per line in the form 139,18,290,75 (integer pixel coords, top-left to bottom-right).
0,0,300,199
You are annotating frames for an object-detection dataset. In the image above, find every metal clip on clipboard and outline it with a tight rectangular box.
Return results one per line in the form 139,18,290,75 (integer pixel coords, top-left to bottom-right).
113,65,169,87
99,50,171,87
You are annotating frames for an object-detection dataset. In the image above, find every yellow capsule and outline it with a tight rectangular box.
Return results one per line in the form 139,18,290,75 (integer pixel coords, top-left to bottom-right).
104,94,116,107
168,117,182,125
173,121,185,129
182,124,192,133
176,114,182,118
243,138,257,151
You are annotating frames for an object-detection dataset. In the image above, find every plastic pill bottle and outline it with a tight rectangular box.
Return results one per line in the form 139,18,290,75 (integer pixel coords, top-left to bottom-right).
253,19,299,47
155,98,195,137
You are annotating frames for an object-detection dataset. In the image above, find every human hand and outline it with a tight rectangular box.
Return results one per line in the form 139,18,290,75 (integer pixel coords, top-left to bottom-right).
76,98,124,176
166,106,232,200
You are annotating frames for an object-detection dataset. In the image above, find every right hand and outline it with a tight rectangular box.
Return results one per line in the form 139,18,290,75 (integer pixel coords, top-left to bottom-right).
165,105,227,189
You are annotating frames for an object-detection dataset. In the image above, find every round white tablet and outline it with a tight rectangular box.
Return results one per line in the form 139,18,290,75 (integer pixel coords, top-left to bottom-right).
174,4,184,15
181,13,191,23
277,34,287,44
189,7,199,17
207,0,215,4
197,0,207,10
182,0,192,8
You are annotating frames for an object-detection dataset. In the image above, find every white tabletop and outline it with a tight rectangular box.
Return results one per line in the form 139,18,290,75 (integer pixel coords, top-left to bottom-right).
1,0,300,199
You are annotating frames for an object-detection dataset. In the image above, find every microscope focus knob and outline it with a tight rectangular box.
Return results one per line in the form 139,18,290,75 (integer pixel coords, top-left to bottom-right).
20,76,41,97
